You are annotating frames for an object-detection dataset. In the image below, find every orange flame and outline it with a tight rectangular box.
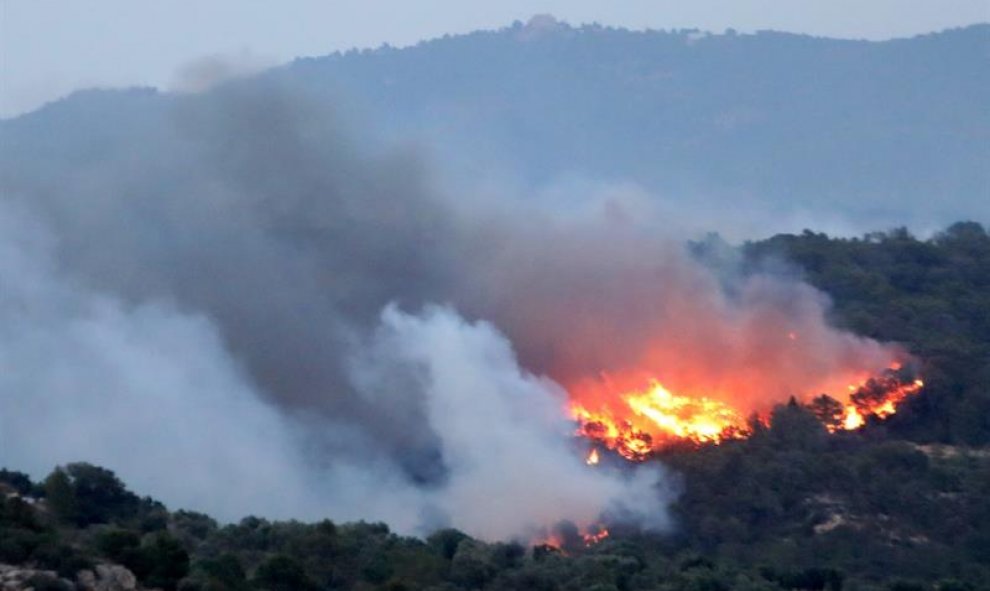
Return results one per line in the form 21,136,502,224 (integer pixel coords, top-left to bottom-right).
573,380,752,460
582,525,610,546
585,448,600,465
571,367,922,459
533,523,610,553
821,376,924,433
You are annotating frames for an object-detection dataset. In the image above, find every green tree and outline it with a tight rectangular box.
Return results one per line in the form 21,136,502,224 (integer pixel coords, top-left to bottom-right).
0,469,34,495
43,468,77,525
142,533,191,591
64,463,139,525
252,555,315,591
197,553,249,591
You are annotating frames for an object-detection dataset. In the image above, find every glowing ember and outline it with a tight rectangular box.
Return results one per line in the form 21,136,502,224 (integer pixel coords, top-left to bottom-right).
535,535,563,552
533,523,610,553
572,367,923,459
585,448,600,465
582,525,609,546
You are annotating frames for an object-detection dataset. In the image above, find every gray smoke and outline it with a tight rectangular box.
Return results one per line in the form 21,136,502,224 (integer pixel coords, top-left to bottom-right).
0,82,897,538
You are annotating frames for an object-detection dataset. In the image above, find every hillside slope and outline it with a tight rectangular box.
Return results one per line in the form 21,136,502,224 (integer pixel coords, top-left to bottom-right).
3,21,988,232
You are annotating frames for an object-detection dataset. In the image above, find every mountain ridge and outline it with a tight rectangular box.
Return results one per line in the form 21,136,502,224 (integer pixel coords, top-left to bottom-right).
4,22,986,234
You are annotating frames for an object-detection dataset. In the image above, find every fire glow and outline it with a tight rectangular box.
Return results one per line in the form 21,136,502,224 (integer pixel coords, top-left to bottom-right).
536,524,612,553
571,364,923,461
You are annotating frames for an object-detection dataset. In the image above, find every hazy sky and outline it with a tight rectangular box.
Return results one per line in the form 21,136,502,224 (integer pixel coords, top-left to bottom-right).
1,0,987,118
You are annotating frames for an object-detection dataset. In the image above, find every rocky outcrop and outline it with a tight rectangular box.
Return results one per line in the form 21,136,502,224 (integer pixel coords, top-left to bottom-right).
76,565,138,591
0,563,143,591
0,564,73,590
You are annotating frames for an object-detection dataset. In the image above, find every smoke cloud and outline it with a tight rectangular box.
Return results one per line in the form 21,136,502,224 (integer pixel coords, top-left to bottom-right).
0,202,667,533
171,52,276,94
0,82,899,538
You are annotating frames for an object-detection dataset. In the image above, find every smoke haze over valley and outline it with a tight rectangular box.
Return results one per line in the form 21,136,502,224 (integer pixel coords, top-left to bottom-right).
0,18,987,544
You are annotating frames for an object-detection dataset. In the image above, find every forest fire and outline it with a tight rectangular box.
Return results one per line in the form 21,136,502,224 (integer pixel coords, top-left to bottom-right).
571,365,923,461
582,525,610,546
810,373,925,433
572,381,752,461
534,523,611,553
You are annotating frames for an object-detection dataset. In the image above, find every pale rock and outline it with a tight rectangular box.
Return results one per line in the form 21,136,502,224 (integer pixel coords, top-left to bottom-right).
76,564,139,591
0,563,72,590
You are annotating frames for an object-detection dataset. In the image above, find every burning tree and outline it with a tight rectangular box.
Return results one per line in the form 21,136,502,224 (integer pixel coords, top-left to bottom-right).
571,366,924,460
808,394,846,433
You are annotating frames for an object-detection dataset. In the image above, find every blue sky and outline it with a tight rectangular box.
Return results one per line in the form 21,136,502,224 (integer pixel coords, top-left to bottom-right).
2,0,987,117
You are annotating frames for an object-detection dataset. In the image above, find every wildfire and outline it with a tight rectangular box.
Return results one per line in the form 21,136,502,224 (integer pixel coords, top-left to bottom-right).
573,380,751,460
573,366,923,460
811,375,925,433
533,523,610,553
582,525,610,546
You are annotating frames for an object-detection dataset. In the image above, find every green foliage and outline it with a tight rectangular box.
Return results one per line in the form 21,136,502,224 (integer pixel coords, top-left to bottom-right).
173,510,220,544
33,543,91,579
95,528,142,563
427,528,469,560
43,468,78,525
768,399,829,451
744,222,990,445
62,463,141,526
449,539,498,588
252,554,315,591
93,528,188,590
197,553,250,591
1,495,40,531
40,463,146,527
0,469,34,495
142,533,191,591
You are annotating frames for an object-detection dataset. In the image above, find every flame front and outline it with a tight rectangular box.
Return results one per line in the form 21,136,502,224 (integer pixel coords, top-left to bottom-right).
573,367,923,460
573,380,751,460
815,376,925,433
533,524,610,553
582,525,610,546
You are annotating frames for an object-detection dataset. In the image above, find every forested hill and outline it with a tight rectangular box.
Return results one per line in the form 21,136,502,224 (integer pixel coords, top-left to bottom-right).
2,223,988,591
273,19,989,228
3,21,988,232
742,221,990,446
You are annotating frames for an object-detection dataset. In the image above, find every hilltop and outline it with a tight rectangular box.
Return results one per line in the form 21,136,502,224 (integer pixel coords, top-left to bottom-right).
3,21,988,232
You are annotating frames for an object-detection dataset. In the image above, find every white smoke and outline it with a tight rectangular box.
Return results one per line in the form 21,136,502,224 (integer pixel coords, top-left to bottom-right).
0,202,319,519
0,202,667,537
350,304,670,539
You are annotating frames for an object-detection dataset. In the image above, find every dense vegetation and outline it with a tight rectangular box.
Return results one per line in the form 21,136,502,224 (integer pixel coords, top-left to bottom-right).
744,220,990,445
2,223,988,590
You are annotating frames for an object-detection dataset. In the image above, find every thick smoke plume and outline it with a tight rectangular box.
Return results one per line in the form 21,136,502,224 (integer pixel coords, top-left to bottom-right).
0,82,899,537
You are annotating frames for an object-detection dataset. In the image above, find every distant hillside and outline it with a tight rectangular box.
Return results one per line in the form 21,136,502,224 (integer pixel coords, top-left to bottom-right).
269,19,990,228
2,21,988,232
